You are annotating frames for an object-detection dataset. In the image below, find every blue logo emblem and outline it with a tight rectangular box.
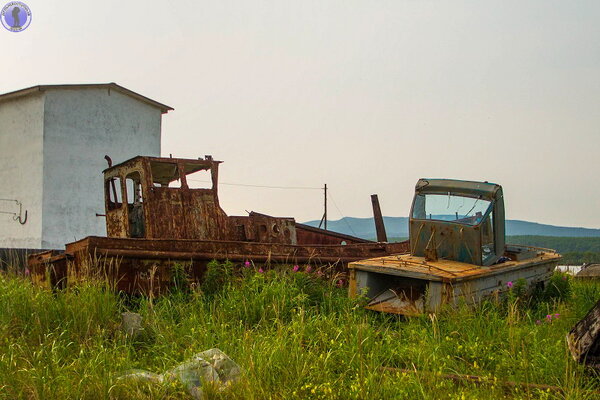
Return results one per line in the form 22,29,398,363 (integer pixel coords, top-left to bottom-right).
1,1,31,32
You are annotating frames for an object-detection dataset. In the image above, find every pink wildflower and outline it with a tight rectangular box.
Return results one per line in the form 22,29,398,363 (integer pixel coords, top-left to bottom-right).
336,279,344,288
292,265,300,272
546,314,552,320
305,266,313,273
244,261,251,268
536,320,541,325
506,281,513,288
258,268,264,273
24,268,30,276
554,313,560,319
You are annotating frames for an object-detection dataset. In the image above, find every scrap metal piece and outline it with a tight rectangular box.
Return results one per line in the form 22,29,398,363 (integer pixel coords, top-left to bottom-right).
371,194,387,242
567,298,600,368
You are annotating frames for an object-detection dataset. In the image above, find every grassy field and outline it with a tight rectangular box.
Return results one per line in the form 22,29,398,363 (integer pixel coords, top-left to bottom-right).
0,262,599,399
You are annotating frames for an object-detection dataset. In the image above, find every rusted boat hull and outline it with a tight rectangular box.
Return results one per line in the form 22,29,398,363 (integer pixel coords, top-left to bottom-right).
29,236,409,294
348,247,561,315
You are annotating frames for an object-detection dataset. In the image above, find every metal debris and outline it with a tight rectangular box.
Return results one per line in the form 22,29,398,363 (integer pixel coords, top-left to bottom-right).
567,298,600,369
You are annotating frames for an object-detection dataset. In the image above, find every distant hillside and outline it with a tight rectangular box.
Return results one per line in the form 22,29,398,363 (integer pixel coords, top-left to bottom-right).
303,217,600,240
506,236,600,265
506,236,600,252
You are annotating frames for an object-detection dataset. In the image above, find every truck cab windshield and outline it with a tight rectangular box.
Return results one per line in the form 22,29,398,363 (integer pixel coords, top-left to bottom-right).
412,193,492,226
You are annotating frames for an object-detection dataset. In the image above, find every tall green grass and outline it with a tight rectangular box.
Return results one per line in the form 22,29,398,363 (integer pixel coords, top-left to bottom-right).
0,262,599,399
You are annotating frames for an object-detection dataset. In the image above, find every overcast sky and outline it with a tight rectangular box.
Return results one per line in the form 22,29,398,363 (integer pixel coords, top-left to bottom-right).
3,1,599,228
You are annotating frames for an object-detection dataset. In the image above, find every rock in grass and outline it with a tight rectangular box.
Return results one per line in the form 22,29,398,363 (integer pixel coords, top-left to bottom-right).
121,312,144,337
118,348,241,399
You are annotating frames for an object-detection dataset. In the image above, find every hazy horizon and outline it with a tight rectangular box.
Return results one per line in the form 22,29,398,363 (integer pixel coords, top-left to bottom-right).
3,1,599,228
302,215,600,232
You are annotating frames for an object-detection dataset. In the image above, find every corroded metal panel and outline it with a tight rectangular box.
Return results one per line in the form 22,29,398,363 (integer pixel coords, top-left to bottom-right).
409,220,482,265
183,190,228,240
228,215,297,244
28,250,70,290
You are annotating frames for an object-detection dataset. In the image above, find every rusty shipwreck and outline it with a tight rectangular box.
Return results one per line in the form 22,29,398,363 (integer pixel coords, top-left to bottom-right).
29,155,408,293
348,179,561,315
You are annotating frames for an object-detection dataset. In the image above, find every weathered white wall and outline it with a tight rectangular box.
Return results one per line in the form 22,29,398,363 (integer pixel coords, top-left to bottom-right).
41,88,162,249
0,94,45,248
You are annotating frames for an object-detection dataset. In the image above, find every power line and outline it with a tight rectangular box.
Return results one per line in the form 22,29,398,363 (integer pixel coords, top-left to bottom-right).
186,180,355,236
328,190,358,237
186,179,321,190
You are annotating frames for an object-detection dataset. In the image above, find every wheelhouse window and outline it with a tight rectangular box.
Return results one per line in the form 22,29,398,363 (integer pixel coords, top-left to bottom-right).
105,177,122,211
183,162,212,190
125,171,145,238
125,172,143,204
150,161,182,188
412,193,492,226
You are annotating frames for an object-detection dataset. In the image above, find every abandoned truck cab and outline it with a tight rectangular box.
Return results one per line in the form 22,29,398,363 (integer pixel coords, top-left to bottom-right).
409,179,505,266
348,178,561,315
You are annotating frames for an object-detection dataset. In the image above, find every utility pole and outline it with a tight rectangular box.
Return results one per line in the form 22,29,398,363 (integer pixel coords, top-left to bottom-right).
318,183,328,230
324,183,327,230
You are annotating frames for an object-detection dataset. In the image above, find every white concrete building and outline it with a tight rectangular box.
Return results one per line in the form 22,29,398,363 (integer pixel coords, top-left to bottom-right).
0,83,172,249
